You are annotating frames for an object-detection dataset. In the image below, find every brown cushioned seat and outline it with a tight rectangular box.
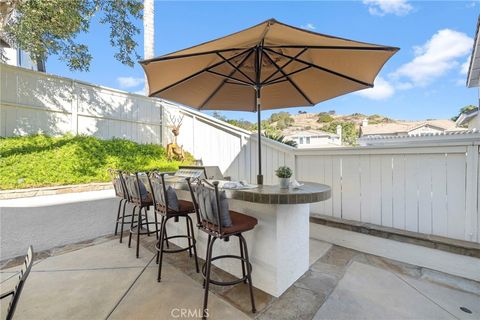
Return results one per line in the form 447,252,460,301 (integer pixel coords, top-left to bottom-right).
156,200,195,215
203,211,257,236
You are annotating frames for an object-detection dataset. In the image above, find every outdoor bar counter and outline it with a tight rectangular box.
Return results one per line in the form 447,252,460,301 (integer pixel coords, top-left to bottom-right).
168,180,331,297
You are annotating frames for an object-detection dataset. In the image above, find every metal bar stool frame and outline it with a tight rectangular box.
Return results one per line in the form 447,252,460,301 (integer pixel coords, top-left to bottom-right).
0,246,34,320
124,171,160,258
147,171,199,282
186,178,256,319
109,169,132,243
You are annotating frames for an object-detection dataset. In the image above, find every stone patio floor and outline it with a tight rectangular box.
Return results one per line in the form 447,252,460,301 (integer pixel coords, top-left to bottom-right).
1,227,479,320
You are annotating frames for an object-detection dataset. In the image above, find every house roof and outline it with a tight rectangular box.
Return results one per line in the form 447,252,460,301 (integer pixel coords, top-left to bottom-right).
456,107,479,126
467,15,480,88
283,129,339,138
361,119,461,136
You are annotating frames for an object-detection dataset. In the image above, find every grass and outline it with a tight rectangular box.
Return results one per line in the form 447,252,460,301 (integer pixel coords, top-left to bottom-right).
0,134,194,190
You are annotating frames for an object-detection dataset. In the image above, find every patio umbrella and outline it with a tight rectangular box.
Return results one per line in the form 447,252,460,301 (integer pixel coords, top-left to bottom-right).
140,19,398,184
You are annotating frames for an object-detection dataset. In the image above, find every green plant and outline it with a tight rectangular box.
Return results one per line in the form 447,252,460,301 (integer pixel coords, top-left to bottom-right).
275,166,292,178
267,112,294,130
324,121,358,146
0,134,194,190
451,105,477,122
317,113,334,123
263,132,297,147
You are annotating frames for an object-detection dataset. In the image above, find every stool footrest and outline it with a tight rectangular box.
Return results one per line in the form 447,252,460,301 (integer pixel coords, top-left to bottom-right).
201,254,252,286
156,235,197,253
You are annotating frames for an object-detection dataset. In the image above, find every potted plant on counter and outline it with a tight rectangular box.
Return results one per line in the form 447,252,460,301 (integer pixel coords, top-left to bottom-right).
275,166,293,189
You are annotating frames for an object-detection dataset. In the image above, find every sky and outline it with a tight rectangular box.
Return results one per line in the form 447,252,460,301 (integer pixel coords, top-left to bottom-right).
46,0,480,122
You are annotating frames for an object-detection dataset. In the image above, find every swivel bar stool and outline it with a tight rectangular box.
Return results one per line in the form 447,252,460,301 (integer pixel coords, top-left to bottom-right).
186,178,257,319
147,171,199,282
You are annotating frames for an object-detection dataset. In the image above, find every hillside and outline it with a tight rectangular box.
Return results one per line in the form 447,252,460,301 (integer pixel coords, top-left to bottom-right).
285,112,394,132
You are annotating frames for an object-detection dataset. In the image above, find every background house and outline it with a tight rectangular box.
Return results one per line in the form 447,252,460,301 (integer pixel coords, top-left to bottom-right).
283,128,342,148
359,119,464,138
455,107,479,129
0,34,45,72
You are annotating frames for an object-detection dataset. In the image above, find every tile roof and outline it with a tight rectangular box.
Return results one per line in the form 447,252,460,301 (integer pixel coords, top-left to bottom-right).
361,119,461,136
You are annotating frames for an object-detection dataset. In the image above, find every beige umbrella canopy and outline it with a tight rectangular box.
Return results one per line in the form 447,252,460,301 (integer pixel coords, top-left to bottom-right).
140,19,398,183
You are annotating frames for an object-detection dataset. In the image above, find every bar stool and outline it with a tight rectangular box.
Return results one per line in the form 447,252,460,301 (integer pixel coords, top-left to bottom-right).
147,171,199,282
109,169,130,243
186,178,257,319
123,171,159,258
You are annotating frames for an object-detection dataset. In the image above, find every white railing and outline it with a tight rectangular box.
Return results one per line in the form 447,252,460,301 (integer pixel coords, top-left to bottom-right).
2,66,479,244
0,64,162,144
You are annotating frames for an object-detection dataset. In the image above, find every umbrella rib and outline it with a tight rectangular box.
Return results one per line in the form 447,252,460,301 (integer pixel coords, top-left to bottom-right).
264,65,312,85
199,48,255,109
206,70,253,86
263,51,314,105
265,45,398,51
264,47,373,88
217,52,256,84
149,48,252,97
261,48,308,84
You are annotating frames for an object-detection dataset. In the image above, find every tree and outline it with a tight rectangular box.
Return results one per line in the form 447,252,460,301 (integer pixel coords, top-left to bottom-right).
3,0,143,71
317,112,334,123
268,112,293,130
324,121,358,146
451,105,477,122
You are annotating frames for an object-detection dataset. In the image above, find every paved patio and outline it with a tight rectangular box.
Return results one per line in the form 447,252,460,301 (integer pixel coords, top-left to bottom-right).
1,229,479,320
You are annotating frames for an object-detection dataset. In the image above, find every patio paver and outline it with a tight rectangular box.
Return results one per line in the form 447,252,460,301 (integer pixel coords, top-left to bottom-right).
313,261,476,320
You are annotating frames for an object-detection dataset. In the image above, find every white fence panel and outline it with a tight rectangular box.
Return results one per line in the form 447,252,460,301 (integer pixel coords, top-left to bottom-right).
296,143,479,243
0,64,162,144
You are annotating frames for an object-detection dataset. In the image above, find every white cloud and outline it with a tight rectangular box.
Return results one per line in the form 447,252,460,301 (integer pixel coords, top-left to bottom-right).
391,29,473,86
355,76,395,100
117,76,144,89
363,0,413,16
301,23,316,31
461,56,471,75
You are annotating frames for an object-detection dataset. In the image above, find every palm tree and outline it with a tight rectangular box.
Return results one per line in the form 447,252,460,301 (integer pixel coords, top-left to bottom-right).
143,0,154,94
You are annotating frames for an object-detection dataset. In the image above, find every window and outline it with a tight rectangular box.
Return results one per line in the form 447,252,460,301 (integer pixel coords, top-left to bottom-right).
306,137,311,144
299,137,304,144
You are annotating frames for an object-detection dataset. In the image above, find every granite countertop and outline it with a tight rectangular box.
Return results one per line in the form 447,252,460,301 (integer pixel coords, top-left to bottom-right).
166,176,331,205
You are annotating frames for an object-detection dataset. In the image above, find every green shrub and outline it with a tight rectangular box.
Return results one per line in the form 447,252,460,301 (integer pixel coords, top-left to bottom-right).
317,113,334,123
0,134,194,190
324,121,358,146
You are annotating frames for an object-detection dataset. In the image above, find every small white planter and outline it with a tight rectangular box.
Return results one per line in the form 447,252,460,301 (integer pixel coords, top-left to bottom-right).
278,177,290,189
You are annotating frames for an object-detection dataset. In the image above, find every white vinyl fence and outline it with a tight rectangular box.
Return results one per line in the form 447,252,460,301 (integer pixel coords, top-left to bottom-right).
295,143,480,244
1,65,479,244
0,64,162,144
118,100,480,244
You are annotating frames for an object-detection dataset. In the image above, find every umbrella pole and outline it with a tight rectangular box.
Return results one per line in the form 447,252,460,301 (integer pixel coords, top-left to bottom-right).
256,88,263,185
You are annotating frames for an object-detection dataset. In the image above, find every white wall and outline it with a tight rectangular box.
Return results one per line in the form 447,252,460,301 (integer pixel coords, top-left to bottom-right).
0,64,162,144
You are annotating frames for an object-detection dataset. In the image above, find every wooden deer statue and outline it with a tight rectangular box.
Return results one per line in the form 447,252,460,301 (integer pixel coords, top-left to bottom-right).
166,113,185,161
